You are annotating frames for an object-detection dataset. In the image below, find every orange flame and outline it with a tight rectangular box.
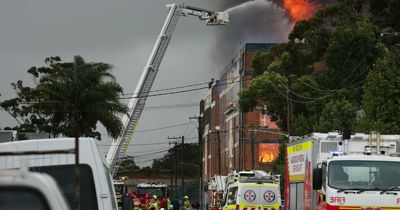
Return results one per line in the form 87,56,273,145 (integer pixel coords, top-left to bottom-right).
283,0,322,22
259,143,280,163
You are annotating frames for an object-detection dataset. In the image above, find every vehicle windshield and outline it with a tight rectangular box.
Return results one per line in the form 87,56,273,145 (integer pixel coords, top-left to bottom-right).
0,188,50,210
137,187,166,198
31,164,98,210
328,160,400,190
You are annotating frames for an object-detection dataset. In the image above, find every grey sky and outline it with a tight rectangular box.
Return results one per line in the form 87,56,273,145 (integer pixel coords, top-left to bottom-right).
0,0,292,166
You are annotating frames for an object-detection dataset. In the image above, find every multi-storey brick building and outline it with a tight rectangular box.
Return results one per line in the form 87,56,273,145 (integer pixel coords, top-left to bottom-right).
200,43,284,181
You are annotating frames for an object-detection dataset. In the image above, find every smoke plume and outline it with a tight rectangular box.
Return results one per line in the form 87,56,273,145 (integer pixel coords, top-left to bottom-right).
212,0,334,65
214,0,292,64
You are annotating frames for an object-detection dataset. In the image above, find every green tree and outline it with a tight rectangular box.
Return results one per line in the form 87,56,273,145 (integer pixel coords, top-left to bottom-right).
0,56,128,139
238,1,396,136
314,99,357,132
118,155,140,173
152,143,199,176
272,139,287,197
362,45,400,133
239,71,288,130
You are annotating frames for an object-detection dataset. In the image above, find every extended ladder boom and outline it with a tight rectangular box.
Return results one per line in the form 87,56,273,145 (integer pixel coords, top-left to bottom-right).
107,4,228,176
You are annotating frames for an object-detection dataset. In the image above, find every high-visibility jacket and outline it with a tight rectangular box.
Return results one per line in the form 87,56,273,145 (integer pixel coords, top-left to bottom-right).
167,198,172,210
150,200,159,210
183,200,191,210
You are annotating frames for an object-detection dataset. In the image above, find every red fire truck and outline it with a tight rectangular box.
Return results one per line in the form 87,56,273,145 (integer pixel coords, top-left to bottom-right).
136,183,168,209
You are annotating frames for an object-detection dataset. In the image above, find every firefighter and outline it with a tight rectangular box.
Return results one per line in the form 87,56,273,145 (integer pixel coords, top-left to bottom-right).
191,199,199,210
122,191,133,210
171,196,180,210
149,195,159,210
167,197,172,210
133,194,142,210
183,196,190,210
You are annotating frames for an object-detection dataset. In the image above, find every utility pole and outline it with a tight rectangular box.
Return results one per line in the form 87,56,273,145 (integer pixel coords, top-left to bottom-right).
189,115,203,209
287,75,293,137
250,129,255,170
181,136,185,197
169,140,178,196
169,152,173,197
168,136,184,197
73,62,80,210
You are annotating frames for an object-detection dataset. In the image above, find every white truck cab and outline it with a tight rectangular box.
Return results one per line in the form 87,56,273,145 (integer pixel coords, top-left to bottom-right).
0,168,70,210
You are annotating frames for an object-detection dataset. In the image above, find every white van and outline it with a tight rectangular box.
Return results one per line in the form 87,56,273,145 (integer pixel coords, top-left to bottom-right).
0,168,70,210
0,138,118,210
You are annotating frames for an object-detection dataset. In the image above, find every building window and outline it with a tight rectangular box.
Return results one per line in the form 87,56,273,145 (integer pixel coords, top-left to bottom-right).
258,143,279,163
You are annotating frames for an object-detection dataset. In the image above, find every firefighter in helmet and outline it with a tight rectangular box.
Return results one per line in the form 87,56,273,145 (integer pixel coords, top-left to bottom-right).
183,195,190,210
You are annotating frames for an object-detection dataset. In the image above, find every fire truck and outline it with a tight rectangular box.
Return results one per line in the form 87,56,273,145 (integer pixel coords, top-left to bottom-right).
207,175,227,210
114,176,129,207
285,132,400,210
136,183,169,209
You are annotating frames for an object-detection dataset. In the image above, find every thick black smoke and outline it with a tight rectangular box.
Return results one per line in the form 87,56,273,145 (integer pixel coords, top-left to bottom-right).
212,0,290,64
212,0,336,65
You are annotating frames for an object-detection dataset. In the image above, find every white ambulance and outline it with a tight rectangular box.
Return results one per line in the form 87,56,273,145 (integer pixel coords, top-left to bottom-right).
223,172,281,210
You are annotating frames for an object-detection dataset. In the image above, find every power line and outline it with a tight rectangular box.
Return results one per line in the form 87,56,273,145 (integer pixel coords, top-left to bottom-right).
96,136,198,146
143,103,198,111
122,76,240,96
118,78,244,100
97,142,171,147
122,81,210,96
129,149,170,158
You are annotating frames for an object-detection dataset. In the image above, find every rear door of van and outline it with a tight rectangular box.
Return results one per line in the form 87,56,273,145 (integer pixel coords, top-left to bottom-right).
239,184,259,210
258,184,280,209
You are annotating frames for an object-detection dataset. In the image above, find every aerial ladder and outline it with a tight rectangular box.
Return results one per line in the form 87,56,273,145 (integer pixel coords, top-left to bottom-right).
106,4,229,176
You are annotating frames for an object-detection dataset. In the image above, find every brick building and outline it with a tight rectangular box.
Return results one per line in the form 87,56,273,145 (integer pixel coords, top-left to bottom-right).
200,43,284,181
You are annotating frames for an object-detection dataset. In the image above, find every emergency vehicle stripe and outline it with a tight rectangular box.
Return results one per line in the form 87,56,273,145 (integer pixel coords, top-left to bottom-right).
243,208,247,210
335,206,400,210
251,208,255,210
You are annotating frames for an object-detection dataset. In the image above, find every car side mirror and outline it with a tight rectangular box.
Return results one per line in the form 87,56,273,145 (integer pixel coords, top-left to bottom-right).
313,168,322,190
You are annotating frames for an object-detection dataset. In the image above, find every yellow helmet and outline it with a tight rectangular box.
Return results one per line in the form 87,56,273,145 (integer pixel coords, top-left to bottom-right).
153,195,158,199
184,195,189,199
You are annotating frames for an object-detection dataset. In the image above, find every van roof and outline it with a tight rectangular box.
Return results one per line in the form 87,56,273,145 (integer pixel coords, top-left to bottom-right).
0,138,105,169
0,138,95,151
239,177,274,184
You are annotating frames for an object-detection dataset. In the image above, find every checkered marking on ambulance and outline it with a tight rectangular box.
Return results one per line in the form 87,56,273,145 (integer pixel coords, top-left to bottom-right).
263,191,275,202
244,190,256,202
